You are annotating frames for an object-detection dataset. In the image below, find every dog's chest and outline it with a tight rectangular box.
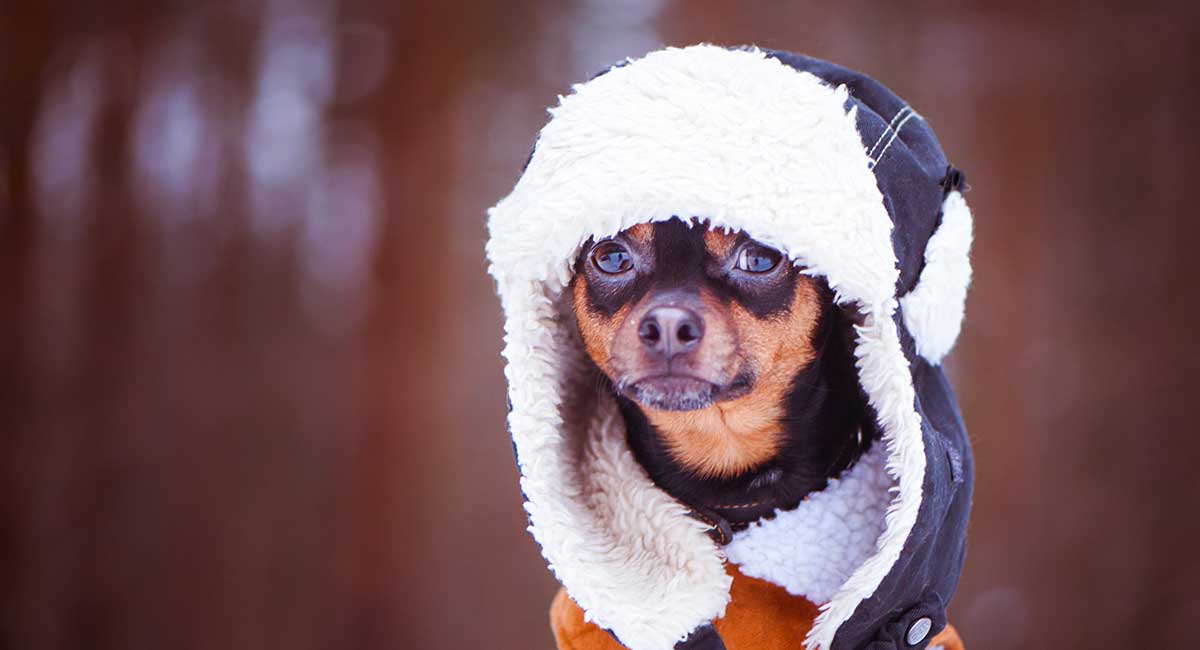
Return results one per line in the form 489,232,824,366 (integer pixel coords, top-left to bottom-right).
723,442,892,604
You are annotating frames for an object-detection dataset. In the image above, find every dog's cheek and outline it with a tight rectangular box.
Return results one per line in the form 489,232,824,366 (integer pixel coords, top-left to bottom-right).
697,290,743,380
572,276,620,375
727,302,773,385
606,304,643,380
768,277,823,381
730,277,821,388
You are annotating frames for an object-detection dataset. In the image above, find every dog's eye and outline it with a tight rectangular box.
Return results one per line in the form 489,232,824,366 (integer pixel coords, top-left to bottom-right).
591,241,633,275
735,244,782,273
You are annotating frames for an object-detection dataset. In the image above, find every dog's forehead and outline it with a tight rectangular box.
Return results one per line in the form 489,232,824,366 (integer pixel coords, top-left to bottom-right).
623,223,655,247
620,221,740,256
701,228,739,259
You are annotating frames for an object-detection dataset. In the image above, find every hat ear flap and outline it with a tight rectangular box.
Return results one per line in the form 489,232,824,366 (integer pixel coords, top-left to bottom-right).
900,191,974,364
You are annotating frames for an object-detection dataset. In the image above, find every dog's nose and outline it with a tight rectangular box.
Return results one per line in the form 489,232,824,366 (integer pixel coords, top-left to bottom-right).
638,306,704,358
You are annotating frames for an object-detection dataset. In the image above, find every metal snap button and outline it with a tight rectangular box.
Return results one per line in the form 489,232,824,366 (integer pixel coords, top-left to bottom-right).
906,617,932,645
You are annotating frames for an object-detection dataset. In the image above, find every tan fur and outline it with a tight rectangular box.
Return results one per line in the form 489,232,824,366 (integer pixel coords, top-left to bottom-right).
572,274,626,371
702,227,738,259
647,278,821,477
623,222,654,247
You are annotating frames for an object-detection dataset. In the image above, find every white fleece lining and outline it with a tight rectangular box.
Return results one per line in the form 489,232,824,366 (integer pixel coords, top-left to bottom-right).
487,45,938,650
724,441,892,605
901,191,974,364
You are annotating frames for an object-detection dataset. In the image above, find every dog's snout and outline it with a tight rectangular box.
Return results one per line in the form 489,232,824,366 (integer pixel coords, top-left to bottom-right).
638,306,704,358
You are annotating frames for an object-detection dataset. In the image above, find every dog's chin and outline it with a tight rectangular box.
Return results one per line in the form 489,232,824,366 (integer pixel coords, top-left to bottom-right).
623,374,751,412
628,376,715,411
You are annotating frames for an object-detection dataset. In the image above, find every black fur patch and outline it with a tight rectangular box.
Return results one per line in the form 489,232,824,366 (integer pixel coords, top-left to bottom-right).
578,218,798,319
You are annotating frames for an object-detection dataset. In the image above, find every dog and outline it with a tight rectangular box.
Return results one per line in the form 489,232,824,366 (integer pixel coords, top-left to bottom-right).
549,219,902,650
571,218,876,530
549,216,909,648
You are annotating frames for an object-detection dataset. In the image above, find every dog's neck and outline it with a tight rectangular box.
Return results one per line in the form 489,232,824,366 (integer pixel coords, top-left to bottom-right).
619,303,876,531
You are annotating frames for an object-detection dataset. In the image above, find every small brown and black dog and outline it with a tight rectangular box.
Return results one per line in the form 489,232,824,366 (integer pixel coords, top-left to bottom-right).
571,217,876,532
554,217,892,647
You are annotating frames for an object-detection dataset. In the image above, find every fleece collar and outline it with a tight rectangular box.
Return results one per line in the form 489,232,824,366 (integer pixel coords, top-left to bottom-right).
486,44,973,650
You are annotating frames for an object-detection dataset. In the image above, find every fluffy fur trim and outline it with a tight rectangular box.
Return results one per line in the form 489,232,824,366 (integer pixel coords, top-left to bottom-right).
487,44,929,650
804,304,926,650
900,191,974,364
724,441,892,604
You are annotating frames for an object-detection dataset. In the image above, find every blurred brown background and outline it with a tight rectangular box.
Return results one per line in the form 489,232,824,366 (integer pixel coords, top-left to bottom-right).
2,1,1199,649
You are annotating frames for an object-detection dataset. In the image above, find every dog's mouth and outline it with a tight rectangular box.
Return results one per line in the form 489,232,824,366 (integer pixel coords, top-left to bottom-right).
620,372,752,412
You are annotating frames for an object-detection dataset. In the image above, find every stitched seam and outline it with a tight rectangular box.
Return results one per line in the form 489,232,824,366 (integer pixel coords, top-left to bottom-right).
710,492,812,510
689,510,729,544
710,501,764,509
866,105,910,159
867,106,909,157
870,109,920,169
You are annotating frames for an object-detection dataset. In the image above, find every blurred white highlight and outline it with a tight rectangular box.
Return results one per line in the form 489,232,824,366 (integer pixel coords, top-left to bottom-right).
245,9,335,240
242,2,387,336
565,0,667,77
30,45,106,238
131,36,230,228
298,123,381,336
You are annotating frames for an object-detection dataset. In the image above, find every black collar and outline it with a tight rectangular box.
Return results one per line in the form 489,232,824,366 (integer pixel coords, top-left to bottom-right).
679,431,874,545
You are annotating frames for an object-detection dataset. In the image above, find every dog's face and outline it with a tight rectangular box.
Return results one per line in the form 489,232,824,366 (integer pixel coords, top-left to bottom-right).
571,218,827,477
